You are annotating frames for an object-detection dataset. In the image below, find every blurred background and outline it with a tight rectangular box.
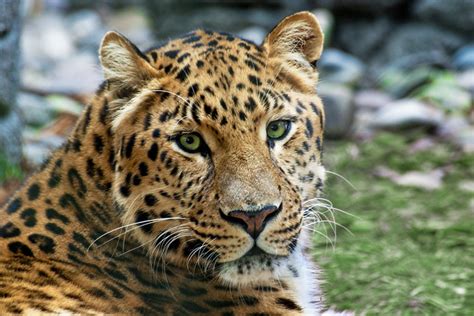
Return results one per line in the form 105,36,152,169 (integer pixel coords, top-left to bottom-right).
0,0,473,314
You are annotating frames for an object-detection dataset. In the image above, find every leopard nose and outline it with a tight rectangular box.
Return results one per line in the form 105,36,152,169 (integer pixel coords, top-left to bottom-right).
220,204,281,239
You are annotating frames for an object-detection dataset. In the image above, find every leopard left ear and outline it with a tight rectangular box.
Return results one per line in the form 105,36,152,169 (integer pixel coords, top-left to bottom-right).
99,31,159,88
263,12,324,90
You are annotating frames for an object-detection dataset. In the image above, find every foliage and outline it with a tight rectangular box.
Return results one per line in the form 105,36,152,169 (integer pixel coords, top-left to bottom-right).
0,152,23,183
314,133,474,315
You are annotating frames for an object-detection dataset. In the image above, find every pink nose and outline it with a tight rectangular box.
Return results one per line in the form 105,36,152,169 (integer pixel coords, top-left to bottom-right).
221,205,281,238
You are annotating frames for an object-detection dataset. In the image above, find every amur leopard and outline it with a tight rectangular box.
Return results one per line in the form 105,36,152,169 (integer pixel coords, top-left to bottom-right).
0,11,329,315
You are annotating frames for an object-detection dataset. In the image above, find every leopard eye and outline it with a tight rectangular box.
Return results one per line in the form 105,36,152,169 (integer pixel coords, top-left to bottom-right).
177,133,203,153
267,120,291,140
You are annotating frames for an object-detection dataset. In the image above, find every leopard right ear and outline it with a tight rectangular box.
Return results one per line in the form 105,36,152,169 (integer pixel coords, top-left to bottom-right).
99,31,159,88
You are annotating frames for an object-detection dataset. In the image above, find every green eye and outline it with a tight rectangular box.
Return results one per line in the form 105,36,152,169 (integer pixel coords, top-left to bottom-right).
177,133,202,153
267,120,291,140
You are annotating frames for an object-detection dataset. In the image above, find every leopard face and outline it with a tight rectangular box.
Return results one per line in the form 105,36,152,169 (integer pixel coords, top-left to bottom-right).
102,12,325,286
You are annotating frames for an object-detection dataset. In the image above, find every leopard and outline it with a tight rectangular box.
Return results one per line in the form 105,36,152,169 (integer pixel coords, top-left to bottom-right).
0,11,328,315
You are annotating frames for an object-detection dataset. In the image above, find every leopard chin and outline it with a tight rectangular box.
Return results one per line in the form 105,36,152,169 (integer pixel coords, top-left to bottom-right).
216,250,291,287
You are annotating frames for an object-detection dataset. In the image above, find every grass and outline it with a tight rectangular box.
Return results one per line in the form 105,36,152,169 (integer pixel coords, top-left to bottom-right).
314,133,474,315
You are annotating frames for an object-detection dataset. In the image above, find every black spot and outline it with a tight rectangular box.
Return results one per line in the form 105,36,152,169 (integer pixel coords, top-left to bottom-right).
148,143,158,161
244,96,257,112
99,99,109,124
136,211,152,233
183,35,201,44
144,194,157,206
248,75,261,86
67,168,87,198
238,111,247,121
27,183,41,201
143,113,152,130
48,159,62,188
0,222,21,238
120,185,131,197
93,134,104,154
176,65,190,82
8,241,34,257
132,175,141,186
20,208,37,227
28,234,56,254
138,162,149,176
45,223,65,235
159,110,171,122
59,193,86,222
164,49,180,59
181,301,210,313
104,267,128,282
6,197,21,214
177,52,191,63
276,297,302,310
45,208,70,224
73,232,90,249
196,60,204,68
125,134,136,158
245,59,260,71
150,51,158,62
188,84,199,97
152,129,161,138
305,118,314,138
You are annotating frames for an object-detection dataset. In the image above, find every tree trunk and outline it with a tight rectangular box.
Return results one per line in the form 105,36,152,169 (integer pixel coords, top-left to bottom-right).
0,0,22,164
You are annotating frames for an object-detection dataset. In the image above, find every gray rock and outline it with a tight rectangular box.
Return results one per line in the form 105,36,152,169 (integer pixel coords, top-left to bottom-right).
335,17,393,59
319,49,365,85
454,127,474,153
354,89,393,110
453,44,474,71
21,13,75,68
238,27,266,45
437,115,470,138
379,67,433,98
456,70,474,95
371,99,444,129
22,135,65,167
370,23,462,74
415,0,474,33
317,82,354,138
313,0,404,13
67,9,105,51
17,93,54,127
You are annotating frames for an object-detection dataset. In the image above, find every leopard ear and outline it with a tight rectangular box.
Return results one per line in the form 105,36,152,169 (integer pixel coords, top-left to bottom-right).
99,31,159,88
263,12,324,90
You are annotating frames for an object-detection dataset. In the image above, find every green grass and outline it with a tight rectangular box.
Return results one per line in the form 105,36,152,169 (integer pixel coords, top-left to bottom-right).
313,133,474,315
0,152,23,183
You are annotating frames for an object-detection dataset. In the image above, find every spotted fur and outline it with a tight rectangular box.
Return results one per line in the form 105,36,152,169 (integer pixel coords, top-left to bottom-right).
0,12,327,315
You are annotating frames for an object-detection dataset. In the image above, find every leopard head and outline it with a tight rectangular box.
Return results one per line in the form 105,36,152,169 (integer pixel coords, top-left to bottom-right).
99,11,325,286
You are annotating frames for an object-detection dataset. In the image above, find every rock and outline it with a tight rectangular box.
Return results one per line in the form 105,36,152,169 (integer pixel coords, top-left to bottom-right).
371,99,444,129
414,0,474,33
21,13,75,68
105,8,155,47
334,17,393,59
370,23,462,74
415,74,471,113
317,82,354,138
238,27,266,45
46,95,83,116
458,181,474,193
453,127,474,153
453,44,474,71
354,89,393,111
67,9,105,51
375,166,444,190
313,0,404,13
22,134,65,167
313,9,334,44
17,93,54,127
50,52,102,94
379,67,433,98
318,49,365,85
456,70,474,95
437,115,470,139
